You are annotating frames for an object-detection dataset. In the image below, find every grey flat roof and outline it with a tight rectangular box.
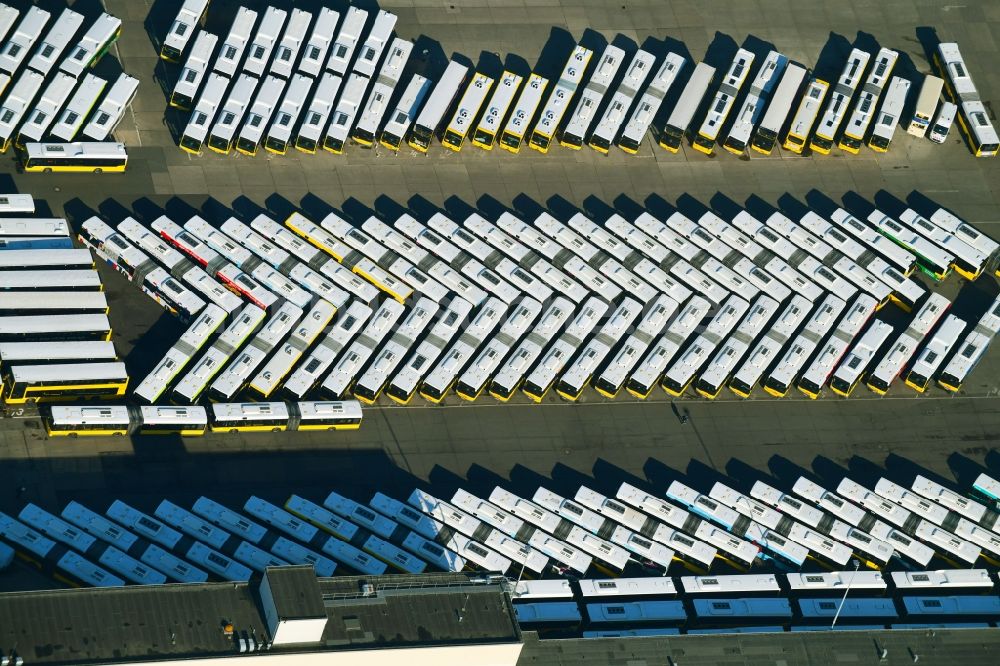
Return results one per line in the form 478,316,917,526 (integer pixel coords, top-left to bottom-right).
265,565,326,620
0,572,520,665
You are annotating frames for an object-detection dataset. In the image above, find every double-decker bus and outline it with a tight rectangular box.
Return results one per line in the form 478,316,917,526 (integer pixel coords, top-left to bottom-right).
353,37,411,147
522,296,607,402
472,70,523,150
927,207,999,267
160,0,208,62
489,296,575,401
351,299,433,403
354,10,397,78
750,63,806,154
280,301,371,400
387,297,473,404
935,42,999,157
783,77,828,153
626,295,710,399
556,297,643,401
323,72,368,154
796,293,878,398
938,293,1000,392
618,52,685,154
327,6,366,76
693,48,754,155
529,44,592,153
810,48,870,153
213,6,256,77
829,207,917,277
263,73,312,155
408,60,468,152
659,61,715,152
867,76,910,152
729,296,812,398
499,73,548,153
560,44,624,149
589,49,654,153
248,299,336,397
904,314,966,392
454,298,542,401
420,297,506,403
662,295,750,397
235,74,285,156
243,6,286,77
723,50,787,154
593,295,678,399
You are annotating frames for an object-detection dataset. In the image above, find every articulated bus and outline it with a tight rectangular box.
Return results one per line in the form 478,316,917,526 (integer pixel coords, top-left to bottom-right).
828,319,895,397
3,361,127,403
938,293,1000,392
352,38,412,147
160,0,208,62
663,295,751,397
282,301,371,400
0,7,50,76
0,270,101,291
213,6,257,77
904,313,966,392
472,71,523,150
179,72,228,155
783,77,829,153
898,209,986,280
208,73,258,154
868,209,953,281
626,296,711,399
868,76,910,152
299,7,338,78
408,60,468,152
797,294,879,399
0,341,115,366
529,44,593,153
243,6,286,77
442,71,493,151
455,298,542,401
248,299,337,397
170,30,219,110
295,72,342,153
936,42,999,157
810,48,870,154
522,296,607,402
235,74,285,156
750,63,806,154
387,298,473,405
763,293,846,397
829,207,917,277
556,297,643,401
269,8,310,80
27,8,84,77
323,72,367,153
693,48,754,155
264,73,312,154
81,73,140,142
421,297,506,403
619,52,686,154
696,295,781,399
908,75,944,137
660,61,715,152
928,207,999,267
0,69,43,152
49,73,107,142
589,49,655,153
60,12,121,78
838,48,899,150
560,44,624,149
0,291,107,315
499,73,548,153
490,296,575,401
723,50,787,154
729,295,812,398
380,74,432,151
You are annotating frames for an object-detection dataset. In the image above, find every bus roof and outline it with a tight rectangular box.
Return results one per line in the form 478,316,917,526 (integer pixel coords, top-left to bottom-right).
8,361,126,382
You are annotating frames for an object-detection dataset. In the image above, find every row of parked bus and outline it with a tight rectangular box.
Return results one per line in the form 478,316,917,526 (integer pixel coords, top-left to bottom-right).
80,192,998,408
166,0,990,158
0,5,136,159
0,200,128,403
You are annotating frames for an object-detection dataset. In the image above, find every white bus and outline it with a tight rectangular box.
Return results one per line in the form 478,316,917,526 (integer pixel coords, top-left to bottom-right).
722,50,787,154
693,47,754,155
420,296,506,403
589,49,654,153
594,294,678,399
0,269,99,291
928,101,956,144
60,12,121,78
618,52,685,154
499,72,547,153
323,72,367,153
898,208,986,280
0,6,49,76
49,73,106,142
797,294,879,399
868,76,910,152
454,298,542,401
908,74,944,137
179,72,228,155
0,69,42,151
928,207,999,262
407,60,467,152
750,62,806,154
282,301,371,400
560,44,624,149
317,299,402,399
904,313,965,392
214,6,256,77
16,72,74,147
696,295,781,399
380,73,431,151
936,41,999,157
244,6,286,77
387,297,473,404
354,10,397,78
828,319,895,397
938,293,1000,392
811,48,870,153
263,73,311,154
521,296,607,402
235,74,285,156
299,7,338,78
295,72,342,153
81,73,139,141
470,70,522,150
353,37,411,147
762,293,846,397
348,299,431,404
830,208,917,277
868,209,953,281
556,297,643,401
0,6,15,43
270,8,310,79
207,72,258,154
160,0,208,62
529,44,593,153
659,61,715,152
489,296,575,401
663,295,750,397
170,31,217,110
327,6,366,75
28,9,82,78
783,77,829,153
625,296,710,399
727,295,815,398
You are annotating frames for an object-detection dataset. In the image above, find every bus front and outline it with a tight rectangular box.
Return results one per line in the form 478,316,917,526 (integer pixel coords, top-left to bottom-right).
658,121,686,152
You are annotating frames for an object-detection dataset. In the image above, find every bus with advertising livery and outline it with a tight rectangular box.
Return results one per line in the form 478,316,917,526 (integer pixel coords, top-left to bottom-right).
60,13,121,79
750,63,806,154
407,61,468,152
529,45,592,153
380,74,432,151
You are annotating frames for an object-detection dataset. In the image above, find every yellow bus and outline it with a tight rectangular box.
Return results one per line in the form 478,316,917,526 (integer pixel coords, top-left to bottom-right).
21,142,127,173
528,45,592,153
471,70,522,150
442,72,494,151
3,361,128,403
782,78,828,153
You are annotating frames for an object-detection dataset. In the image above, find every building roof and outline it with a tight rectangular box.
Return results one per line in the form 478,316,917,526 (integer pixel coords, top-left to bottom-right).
0,571,520,665
265,565,326,620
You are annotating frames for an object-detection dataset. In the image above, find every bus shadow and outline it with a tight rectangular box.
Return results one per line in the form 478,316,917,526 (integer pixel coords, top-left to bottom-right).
812,32,852,83
530,27,576,82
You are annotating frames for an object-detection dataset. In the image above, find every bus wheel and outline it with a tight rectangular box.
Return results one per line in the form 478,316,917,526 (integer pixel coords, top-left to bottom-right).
69,432,78,438
43,168,52,173
94,168,102,174
229,428,238,434
272,427,281,432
